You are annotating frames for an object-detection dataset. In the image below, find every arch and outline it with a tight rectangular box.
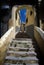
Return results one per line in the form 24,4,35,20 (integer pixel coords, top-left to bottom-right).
15,5,34,26
16,5,33,15
12,5,35,38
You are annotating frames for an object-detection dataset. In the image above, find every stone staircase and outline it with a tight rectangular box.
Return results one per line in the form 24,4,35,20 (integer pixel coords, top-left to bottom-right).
4,38,39,65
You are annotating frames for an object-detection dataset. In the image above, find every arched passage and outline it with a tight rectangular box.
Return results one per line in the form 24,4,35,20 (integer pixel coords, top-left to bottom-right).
12,5,36,38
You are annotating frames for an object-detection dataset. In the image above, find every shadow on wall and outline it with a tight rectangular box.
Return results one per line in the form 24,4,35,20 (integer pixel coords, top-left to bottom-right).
15,24,34,39
26,25,34,39
15,31,30,38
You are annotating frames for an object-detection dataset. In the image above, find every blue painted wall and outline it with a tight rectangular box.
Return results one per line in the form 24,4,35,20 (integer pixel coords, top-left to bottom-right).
20,8,26,23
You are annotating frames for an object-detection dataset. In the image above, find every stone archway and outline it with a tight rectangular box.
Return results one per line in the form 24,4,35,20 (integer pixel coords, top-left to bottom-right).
12,5,35,38
12,5,34,27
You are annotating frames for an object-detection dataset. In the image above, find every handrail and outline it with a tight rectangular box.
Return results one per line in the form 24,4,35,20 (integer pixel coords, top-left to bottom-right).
35,26,44,40
0,27,14,47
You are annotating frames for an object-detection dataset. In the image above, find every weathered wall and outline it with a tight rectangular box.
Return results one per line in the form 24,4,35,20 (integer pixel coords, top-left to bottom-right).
40,20,44,31
26,7,35,26
34,26,44,55
0,27,15,65
9,19,13,29
26,25,34,39
15,5,35,26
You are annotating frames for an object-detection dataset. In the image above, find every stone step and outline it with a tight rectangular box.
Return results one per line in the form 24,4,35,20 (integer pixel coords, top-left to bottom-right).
7,52,36,57
5,56,38,61
10,40,32,44
12,38,32,41
7,51,37,56
4,38,39,65
10,44,33,48
5,61,38,64
4,63,39,65
5,57,38,64
9,39,33,48
8,47,35,51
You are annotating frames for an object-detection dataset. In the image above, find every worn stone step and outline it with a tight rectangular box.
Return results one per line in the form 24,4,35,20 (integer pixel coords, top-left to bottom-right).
12,38,32,41
4,38,39,65
10,41,32,46
5,57,38,64
9,39,33,48
4,63,39,65
10,44,33,48
7,51,37,56
8,47,35,51
7,52,36,57
5,61,38,64
5,56,38,61
5,60,38,64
